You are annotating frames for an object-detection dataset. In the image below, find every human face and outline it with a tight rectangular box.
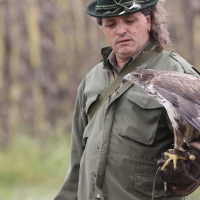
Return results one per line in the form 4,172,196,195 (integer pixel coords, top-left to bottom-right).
102,12,151,65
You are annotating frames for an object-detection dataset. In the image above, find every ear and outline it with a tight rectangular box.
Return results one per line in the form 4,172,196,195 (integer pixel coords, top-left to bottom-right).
146,15,152,30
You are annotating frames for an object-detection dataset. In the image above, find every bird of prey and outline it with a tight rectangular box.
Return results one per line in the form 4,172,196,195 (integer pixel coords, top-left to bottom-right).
123,69,200,170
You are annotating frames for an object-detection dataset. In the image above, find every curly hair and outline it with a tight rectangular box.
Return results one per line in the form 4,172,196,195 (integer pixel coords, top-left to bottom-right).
142,0,172,51
96,0,172,51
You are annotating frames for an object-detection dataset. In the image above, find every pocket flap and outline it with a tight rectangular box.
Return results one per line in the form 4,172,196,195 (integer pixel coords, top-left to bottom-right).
127,90,162,109
135,174,165,198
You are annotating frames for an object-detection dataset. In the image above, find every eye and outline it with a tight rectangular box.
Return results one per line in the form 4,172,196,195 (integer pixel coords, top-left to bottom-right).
126,20,135,24
106,23,115,28
134,74,140,78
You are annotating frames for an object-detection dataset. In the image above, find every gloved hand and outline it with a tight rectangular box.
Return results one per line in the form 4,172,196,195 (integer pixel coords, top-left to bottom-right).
157,142,200,197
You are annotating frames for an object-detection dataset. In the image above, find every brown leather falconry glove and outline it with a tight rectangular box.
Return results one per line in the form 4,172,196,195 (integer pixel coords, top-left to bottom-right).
157,141,200,197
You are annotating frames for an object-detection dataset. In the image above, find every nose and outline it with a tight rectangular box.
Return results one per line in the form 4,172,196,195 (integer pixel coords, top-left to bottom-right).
116,23,126,36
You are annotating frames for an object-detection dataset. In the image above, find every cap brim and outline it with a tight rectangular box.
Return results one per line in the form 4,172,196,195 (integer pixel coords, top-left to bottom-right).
86,0,158,18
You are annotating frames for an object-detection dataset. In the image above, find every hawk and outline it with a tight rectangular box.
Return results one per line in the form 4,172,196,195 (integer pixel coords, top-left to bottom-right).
123,69,200,170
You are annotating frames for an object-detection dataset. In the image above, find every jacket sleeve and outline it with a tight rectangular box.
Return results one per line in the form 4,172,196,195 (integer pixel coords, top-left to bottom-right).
54,79,88,200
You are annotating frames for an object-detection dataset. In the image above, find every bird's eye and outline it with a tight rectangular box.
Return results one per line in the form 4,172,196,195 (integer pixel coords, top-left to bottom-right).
135,74,140,78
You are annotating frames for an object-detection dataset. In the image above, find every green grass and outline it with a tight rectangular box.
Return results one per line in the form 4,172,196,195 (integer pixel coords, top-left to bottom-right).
0,132,71,200
0,132,199,200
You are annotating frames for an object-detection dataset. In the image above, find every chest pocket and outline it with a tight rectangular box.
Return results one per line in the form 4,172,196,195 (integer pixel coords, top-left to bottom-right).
119,89,163,145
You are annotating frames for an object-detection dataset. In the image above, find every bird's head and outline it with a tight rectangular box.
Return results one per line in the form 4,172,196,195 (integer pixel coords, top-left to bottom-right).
123,69,157,86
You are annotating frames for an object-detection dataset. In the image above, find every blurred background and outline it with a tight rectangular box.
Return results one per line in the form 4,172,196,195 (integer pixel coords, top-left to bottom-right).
0,0,200,199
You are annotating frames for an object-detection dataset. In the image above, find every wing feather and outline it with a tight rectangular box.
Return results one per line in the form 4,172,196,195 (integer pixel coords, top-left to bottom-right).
154,85,200,131
153,71,200,105
176,95,200,131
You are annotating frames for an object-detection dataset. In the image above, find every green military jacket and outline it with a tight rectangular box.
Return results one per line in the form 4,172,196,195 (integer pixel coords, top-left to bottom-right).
54,45,199,200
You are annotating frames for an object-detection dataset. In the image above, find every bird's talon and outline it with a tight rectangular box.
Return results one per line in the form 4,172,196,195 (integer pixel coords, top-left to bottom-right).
161,149,188,171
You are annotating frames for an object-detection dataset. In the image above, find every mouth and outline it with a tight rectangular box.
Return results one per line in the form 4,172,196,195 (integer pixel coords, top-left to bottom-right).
116,38,131,45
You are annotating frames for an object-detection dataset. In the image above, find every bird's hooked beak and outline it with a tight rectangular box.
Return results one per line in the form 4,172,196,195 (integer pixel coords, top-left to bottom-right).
122,76,128,84
122,73,131,84
123,73,136,85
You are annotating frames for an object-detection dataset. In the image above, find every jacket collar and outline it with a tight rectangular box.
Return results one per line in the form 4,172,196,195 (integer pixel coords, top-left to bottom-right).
101,46,113,67
100,39,157,67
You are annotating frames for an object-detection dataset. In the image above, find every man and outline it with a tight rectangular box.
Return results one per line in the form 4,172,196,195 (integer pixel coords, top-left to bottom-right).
54,0,200,199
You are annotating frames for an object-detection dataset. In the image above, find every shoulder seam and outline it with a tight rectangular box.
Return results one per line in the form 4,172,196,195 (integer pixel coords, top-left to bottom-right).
170,51,195,74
